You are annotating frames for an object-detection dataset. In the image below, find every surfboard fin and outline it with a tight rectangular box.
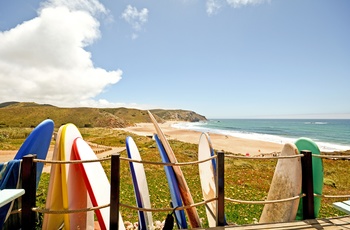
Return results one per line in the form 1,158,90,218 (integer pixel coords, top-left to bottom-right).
163,206,178,230
163,213,174,230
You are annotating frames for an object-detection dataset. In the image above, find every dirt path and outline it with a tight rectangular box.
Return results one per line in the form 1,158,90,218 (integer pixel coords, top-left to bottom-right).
0,145,126,173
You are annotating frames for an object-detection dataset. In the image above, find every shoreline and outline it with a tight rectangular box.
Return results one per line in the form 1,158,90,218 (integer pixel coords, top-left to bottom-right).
121,121,350,155
120,122,284,156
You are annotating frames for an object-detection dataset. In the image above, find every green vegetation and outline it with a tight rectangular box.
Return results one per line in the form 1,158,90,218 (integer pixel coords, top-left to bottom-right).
2,127,349,228
0,102,206,128
0,127,33,150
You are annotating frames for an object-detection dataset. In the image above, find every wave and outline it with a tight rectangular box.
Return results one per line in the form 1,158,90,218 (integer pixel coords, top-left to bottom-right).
172,122,350,152
304,122,328,125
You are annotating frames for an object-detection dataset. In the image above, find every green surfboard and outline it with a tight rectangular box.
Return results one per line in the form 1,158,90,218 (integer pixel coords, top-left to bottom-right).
295,137,324,220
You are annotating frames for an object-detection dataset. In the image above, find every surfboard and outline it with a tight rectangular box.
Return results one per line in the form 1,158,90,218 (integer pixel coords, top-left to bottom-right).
198,132,217,227
295,137,324,220
73,137,125,230
61,124,94,229
148,110,201,228
2,119,52,228
43,124,94,229
42,125,65,229
126,136,153,230
259,143,302,223
14,119,54,188
154,134,187,229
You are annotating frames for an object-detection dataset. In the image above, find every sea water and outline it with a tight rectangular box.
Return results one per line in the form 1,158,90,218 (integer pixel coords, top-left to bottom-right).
172,119,350,152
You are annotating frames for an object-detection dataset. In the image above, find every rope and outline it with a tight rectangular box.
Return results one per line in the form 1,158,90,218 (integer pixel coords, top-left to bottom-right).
120,155,217,166
225,194,305,205
34,157,111,164
315,194,350,199
33,155,216,166
119,198,218,212
32,203,110,214
225,154,304,160
10,209,21,214
312,154,350,159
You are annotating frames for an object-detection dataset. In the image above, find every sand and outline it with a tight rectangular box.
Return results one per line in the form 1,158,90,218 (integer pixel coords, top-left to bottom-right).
121,122,283,156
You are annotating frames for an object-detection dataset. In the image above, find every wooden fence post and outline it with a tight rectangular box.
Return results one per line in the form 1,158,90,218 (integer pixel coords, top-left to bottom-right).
301,150,315,219
216,151,225,226
110,154,121,229
22,154,37,230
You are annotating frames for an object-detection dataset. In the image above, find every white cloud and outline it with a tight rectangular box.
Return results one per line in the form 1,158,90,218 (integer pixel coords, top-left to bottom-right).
78,99,159,111
226,0,269,8
206,0,269,15
206,0,223,15
131,33,139,40
0,0,122,107
121,5,149,39
40,0,108,15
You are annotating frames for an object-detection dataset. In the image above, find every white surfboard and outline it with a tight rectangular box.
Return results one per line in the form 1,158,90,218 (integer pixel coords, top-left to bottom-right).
63,124,94,229
259,143,302,223
126,136,153,230
73,137,125,230
198,132,217,227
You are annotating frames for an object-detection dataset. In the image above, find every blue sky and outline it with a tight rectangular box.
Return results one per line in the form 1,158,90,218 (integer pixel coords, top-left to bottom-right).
0,0,349,119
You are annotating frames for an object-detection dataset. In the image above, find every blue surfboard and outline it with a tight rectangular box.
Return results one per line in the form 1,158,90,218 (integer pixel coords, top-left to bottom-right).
2,119,54,228
154,134,187,229
14,119,54,188
126,136,153,230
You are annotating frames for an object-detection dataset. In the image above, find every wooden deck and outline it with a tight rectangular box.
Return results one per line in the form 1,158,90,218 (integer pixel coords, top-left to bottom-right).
194,215,350,229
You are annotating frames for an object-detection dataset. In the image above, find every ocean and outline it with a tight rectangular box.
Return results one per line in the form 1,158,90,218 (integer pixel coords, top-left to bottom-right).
172,119,350,152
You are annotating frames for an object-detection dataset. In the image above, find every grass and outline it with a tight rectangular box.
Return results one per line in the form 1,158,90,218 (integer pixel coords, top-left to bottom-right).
2,127,349,228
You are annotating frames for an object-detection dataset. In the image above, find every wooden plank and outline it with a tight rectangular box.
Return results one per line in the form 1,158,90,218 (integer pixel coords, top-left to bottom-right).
0,189,25,208
193,216,350,229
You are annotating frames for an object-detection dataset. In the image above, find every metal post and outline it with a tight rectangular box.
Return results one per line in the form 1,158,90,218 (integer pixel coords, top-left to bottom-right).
301,150,315,219
110,154,120,229
216,151,225,226
22,154,37,230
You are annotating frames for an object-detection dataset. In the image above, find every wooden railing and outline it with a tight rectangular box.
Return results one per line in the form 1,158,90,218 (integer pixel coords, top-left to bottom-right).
15,151,350,229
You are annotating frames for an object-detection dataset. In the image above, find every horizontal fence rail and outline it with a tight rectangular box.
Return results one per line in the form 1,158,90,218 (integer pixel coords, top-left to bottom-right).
225,194,306,205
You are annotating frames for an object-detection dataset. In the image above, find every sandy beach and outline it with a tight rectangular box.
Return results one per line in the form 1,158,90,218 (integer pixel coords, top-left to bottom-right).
122,122,283,156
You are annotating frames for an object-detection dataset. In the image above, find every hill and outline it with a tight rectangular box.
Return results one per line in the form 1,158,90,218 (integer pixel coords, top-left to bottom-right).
0,102,207,128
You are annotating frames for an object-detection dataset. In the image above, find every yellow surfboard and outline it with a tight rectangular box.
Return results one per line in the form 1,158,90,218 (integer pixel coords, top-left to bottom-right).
43,125,64,229
43,124,94,229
